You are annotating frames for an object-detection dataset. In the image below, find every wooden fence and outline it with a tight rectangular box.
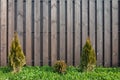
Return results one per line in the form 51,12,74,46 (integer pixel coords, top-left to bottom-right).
0,0,119,67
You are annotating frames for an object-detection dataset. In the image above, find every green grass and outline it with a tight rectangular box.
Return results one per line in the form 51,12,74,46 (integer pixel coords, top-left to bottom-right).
0,66,120,80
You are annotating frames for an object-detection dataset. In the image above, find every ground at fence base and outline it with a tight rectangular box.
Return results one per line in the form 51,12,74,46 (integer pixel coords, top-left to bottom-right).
0,66,120,80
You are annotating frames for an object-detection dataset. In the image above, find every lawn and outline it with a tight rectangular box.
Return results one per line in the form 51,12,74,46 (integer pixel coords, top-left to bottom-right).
0,66,120,80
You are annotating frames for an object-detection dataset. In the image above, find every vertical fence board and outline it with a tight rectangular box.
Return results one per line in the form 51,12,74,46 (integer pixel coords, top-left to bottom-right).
65,0,67,63
51,0,57,65
104,0,110,67
26,0,32,65
34,0,40,66
82,0,88,46
90,0,95,52
97,0,103,66
112,0,118,66
8,0,14,60
43,0,48,65
60,0,65,60
75,0,80,66
48,0,51,66
1,0,7,66
17,0,23,49
67,0,73,65
0,0,2,66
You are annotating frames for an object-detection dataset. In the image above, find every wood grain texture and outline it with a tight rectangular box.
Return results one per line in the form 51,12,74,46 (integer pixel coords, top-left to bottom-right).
43,0,48,65
112,0,118,66
97,0,103,66
75,0,80,66
17,0,23,49
8,0,14,61
26,0,32,65
82,0,88,46
104,0,110,67
34,0,40,66
67,0,73,65
51,0,57,65
0,0,2,66
90,0,95,53
1,0,7,66
60,0,65,60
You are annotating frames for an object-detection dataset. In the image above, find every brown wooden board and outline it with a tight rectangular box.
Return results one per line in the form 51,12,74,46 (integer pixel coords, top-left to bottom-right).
43,0,49,65
8,0,14,63
112,0,118,66
67,0,73,66
26,0,32,65
1,0,7,66
60,0,65,61
82,0,88,47
90,0,95,55
17,0,23,49
34,0,40,66
104,0,110,67
96,0,103,66
0,0,2,66
51,0,57,65
75,0,80,66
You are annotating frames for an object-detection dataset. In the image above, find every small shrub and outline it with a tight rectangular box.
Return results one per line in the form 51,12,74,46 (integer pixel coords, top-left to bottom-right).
79,37,96,72
53,60,67,73
8,32,26,73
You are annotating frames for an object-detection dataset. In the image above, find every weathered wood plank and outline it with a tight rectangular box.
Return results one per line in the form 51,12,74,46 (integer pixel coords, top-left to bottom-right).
90,0,95,53
43,0,48,65
1,0,7,66
104,0,111,67
60,0,65,61
0,0,1,66
8,0,14,61
17,0,23,49
34,0,40,66
82,0,88,46
51,0,57,65
97,0,103,66
67,0,73,65
48,0,51,66
112,0,118,66
26,0,32,65
75,0,80,66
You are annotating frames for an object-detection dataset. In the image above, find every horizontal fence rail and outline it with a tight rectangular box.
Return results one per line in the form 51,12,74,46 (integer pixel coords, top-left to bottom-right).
0,0,119,67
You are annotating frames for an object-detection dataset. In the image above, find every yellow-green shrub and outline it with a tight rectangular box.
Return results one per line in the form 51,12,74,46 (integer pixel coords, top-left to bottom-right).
53,60,67,73
8,32,26,73
79,38,96,72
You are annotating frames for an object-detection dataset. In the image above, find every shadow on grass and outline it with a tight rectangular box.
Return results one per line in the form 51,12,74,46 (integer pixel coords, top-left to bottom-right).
0,66,11,73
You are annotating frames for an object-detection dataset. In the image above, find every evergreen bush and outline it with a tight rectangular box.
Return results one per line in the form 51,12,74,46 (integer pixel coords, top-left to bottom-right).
53,60,67,74
8,32,26,73
79,37,96,72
